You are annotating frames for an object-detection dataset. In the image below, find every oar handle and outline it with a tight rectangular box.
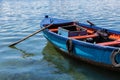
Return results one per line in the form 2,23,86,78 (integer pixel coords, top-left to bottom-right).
87,20,95,26
9,24,53,47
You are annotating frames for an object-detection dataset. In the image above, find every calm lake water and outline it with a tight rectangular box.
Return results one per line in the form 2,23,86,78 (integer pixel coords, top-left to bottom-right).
0,0,120,80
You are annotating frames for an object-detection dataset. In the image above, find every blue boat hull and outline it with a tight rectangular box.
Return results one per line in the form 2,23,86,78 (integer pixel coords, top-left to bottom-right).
40,16,120,71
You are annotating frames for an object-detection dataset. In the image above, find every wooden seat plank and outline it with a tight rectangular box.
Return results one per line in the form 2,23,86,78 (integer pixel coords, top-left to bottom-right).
49,28,58,32
69,34,97,39
98,40,120,46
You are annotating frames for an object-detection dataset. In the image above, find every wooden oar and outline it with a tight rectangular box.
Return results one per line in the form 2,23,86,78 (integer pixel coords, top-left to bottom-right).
9,24,53,47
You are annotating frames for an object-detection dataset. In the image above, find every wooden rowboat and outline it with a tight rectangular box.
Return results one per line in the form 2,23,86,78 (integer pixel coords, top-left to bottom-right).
40,15,120,71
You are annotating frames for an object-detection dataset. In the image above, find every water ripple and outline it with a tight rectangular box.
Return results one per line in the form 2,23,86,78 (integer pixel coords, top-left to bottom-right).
0,0,120,80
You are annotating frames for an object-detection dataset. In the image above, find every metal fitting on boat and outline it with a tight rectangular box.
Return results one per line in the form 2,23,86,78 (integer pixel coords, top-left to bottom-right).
111,49,120,67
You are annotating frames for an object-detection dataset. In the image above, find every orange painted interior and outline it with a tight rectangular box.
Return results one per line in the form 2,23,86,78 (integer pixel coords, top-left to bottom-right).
109,34,120,40
98,34,120,46
49,26,120,46
49,28,58,32
98,40,120,46
69,34,97,39
82,27,94,34
86,29,94,34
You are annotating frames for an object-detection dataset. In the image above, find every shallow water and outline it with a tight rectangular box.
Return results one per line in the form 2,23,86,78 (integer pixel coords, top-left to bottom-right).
0,0,120,80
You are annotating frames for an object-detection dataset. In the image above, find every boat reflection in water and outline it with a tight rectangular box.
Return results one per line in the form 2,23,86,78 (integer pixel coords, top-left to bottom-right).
42,42,120,80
